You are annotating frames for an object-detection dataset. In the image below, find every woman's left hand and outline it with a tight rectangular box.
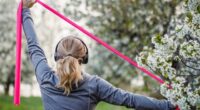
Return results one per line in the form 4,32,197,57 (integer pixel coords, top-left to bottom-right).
23,0,36,8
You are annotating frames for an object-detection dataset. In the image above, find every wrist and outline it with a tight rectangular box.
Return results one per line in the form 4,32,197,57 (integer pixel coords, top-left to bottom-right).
168,101,178,110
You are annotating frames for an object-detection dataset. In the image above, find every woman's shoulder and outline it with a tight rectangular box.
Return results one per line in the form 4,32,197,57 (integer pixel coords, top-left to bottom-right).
83,72,110,88
83,72,102,83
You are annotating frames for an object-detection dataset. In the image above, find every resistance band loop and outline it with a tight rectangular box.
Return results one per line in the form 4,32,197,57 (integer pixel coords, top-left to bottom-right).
36,0,165,84
14,1,22,105
36,2,178,109
16,1,179,109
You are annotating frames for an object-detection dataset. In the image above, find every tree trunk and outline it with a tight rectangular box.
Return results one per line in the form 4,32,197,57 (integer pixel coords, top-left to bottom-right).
191,105,196,110
4,73,12,95
143,76,149,91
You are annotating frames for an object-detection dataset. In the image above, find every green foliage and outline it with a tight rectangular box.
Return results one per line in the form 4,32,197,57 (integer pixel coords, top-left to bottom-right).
152,34,165,45
197,5,200,13
63,0,183,87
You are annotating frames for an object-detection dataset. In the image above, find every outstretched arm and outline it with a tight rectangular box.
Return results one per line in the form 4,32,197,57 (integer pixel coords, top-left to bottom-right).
96,77,175,110
22,8,52,84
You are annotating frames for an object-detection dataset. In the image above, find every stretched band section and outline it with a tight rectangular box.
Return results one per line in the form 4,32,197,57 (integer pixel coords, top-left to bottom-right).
36,0,165,84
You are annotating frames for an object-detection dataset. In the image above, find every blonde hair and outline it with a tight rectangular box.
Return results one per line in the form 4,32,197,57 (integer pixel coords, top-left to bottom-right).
56,36,86,95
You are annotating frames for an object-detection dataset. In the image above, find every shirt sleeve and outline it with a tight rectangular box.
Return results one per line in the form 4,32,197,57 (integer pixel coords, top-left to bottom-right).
96,77,175,110
22,8,53,84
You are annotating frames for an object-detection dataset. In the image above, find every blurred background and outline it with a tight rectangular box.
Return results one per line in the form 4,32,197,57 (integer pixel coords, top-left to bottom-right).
0,0,184,110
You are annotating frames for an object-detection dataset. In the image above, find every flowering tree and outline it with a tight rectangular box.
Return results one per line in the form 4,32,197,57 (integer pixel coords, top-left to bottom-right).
137,0,200,109
0,0,71,95
63,0,183,89
0,0,34,95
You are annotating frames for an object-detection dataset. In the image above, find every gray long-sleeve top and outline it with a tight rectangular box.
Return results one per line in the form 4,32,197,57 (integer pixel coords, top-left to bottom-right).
22,8,175,110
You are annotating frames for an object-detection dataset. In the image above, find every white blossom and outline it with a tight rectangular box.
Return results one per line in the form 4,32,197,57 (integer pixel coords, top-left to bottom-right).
137,0,200,109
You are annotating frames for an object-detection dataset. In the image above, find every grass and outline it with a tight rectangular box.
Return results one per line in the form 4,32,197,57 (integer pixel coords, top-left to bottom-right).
0,95,132,110
96,102,132,110
0,96,43,110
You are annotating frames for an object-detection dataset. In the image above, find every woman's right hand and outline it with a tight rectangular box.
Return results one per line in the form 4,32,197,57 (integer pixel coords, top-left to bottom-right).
23,0,36,8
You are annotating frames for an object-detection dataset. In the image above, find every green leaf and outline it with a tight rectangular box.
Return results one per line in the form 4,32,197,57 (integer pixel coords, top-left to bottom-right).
153,34,164,45
186,12,193,22
197,5,200,13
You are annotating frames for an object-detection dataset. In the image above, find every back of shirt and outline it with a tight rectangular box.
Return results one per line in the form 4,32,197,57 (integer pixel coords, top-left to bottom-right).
39,72,98,110
22,8,99,110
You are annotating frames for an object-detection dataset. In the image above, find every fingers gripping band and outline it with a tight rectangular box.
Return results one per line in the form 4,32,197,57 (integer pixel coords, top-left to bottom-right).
15,0,171,106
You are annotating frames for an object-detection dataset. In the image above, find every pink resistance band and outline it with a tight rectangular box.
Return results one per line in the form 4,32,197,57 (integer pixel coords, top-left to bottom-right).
14,1,22,105
16,1,181,110
36,0,165,84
